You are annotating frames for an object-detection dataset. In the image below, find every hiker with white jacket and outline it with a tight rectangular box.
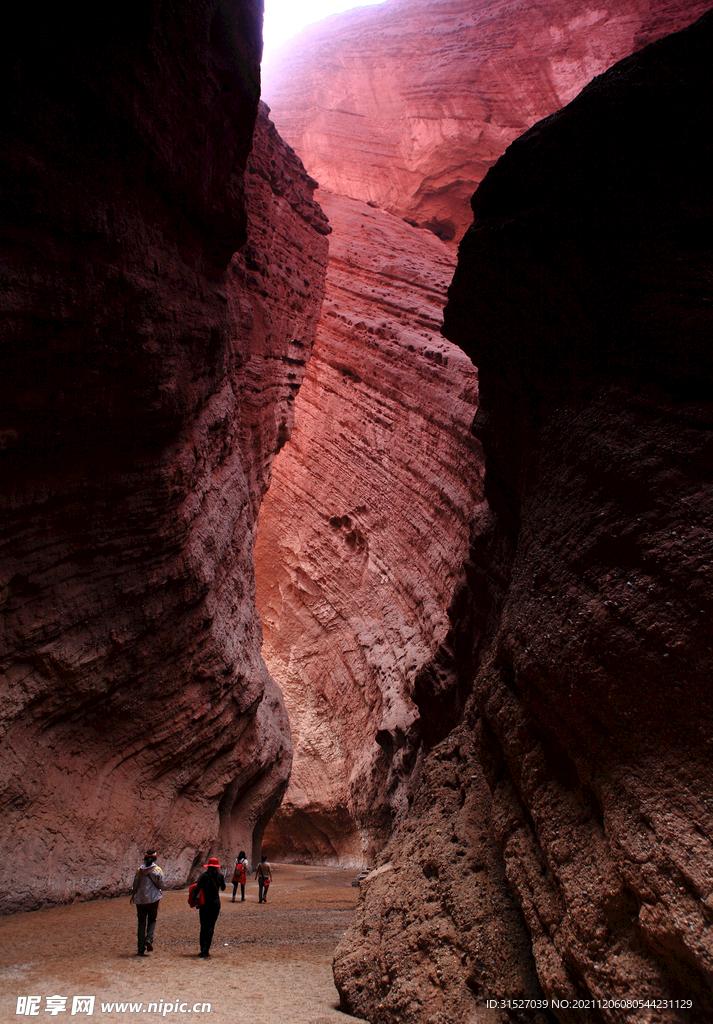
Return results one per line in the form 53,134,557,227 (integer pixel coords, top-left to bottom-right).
130,848,164,957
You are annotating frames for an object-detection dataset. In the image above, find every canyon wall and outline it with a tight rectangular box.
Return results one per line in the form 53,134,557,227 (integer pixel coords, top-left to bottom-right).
262,0,713,244
0,7,328,911
255,191,482,866
335,11,713,1023
256,0,713,871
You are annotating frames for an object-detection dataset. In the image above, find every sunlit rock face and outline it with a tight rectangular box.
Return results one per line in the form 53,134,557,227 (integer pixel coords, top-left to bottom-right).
0,10,327,911
231,104,331,528
263,0,713,244
336,12,713,1021
256,190,482,866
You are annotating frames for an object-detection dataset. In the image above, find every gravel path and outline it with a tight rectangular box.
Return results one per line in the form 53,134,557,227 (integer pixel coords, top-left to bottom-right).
0,864,364,1024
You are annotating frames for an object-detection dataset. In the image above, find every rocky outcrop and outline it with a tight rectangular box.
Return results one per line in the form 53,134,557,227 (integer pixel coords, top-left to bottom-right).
333,724,548,1022
262,0,713,243
0,10,327,911
231,104,331,528
336,11,713,1022
255,191,482,866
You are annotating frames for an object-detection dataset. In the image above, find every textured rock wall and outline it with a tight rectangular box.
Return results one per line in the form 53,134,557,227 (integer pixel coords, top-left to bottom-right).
336,11,713,1023
262,0,713,243
0,8,328,912
255,190,482,865
256,0,713,875
231,104,331,530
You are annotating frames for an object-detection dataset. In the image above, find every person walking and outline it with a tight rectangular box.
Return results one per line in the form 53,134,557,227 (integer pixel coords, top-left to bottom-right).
231,851,248,902
193,857,226,957
130,849,164,957
255,854,272,903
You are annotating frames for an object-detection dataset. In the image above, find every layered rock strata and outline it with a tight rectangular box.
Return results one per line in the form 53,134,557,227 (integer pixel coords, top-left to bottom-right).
0,8,327,912
336,11,713,1022
255,191,482,865
231,104,331,531
262,0,713,243
257,0,712,876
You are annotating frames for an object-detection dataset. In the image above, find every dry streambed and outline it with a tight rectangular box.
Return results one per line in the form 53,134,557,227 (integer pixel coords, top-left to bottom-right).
0,865,363,1024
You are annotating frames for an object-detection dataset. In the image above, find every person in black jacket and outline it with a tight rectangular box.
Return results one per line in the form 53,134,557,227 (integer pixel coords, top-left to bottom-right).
194,857,226,957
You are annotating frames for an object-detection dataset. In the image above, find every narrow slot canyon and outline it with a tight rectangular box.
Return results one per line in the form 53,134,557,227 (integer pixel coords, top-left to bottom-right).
2,2,713,1023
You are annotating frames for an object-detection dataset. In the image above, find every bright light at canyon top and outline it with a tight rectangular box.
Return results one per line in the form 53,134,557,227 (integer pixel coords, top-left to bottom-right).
262,0,387,58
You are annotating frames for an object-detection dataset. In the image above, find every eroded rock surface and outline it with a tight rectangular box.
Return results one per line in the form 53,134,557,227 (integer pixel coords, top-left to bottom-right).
0,13,327,911
231,104,331,528
262,0,713,243
333,724,546,1022
257,0,712,880
336,11,713,1023
256,191,482,865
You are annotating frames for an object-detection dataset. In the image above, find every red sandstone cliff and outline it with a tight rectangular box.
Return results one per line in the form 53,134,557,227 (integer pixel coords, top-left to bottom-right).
0,10,327,911
335,11,713,1022
256,191,482,865
256,0,713,874
231,104,331,526
263,0,713,243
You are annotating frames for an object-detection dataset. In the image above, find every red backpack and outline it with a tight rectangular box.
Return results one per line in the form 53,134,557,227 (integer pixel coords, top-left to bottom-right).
187,882,204,908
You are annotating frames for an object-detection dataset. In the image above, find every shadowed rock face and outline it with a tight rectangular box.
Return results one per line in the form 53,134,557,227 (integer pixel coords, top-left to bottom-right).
256,191,482,866
335,11,713,1022
262,0,713,243
0,10,328,910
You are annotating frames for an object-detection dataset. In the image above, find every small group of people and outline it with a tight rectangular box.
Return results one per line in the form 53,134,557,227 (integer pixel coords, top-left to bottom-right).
130,848,274,958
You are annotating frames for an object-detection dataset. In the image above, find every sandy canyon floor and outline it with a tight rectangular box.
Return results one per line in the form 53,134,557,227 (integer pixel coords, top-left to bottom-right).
0,865,362,1024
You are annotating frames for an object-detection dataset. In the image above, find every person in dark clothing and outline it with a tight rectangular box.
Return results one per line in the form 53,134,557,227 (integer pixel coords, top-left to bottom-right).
194,857,226,957
255,854,272,904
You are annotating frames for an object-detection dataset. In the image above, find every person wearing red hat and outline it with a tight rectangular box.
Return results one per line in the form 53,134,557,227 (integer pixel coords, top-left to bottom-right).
193,857,226,958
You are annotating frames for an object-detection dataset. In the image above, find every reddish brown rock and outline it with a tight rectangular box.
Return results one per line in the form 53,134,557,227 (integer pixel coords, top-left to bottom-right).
263,0,712,243
230,103,331,522
258,0,712,887
333,725,548,1023
0,16,327,911
335,11,713,1023
256,190,482,865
